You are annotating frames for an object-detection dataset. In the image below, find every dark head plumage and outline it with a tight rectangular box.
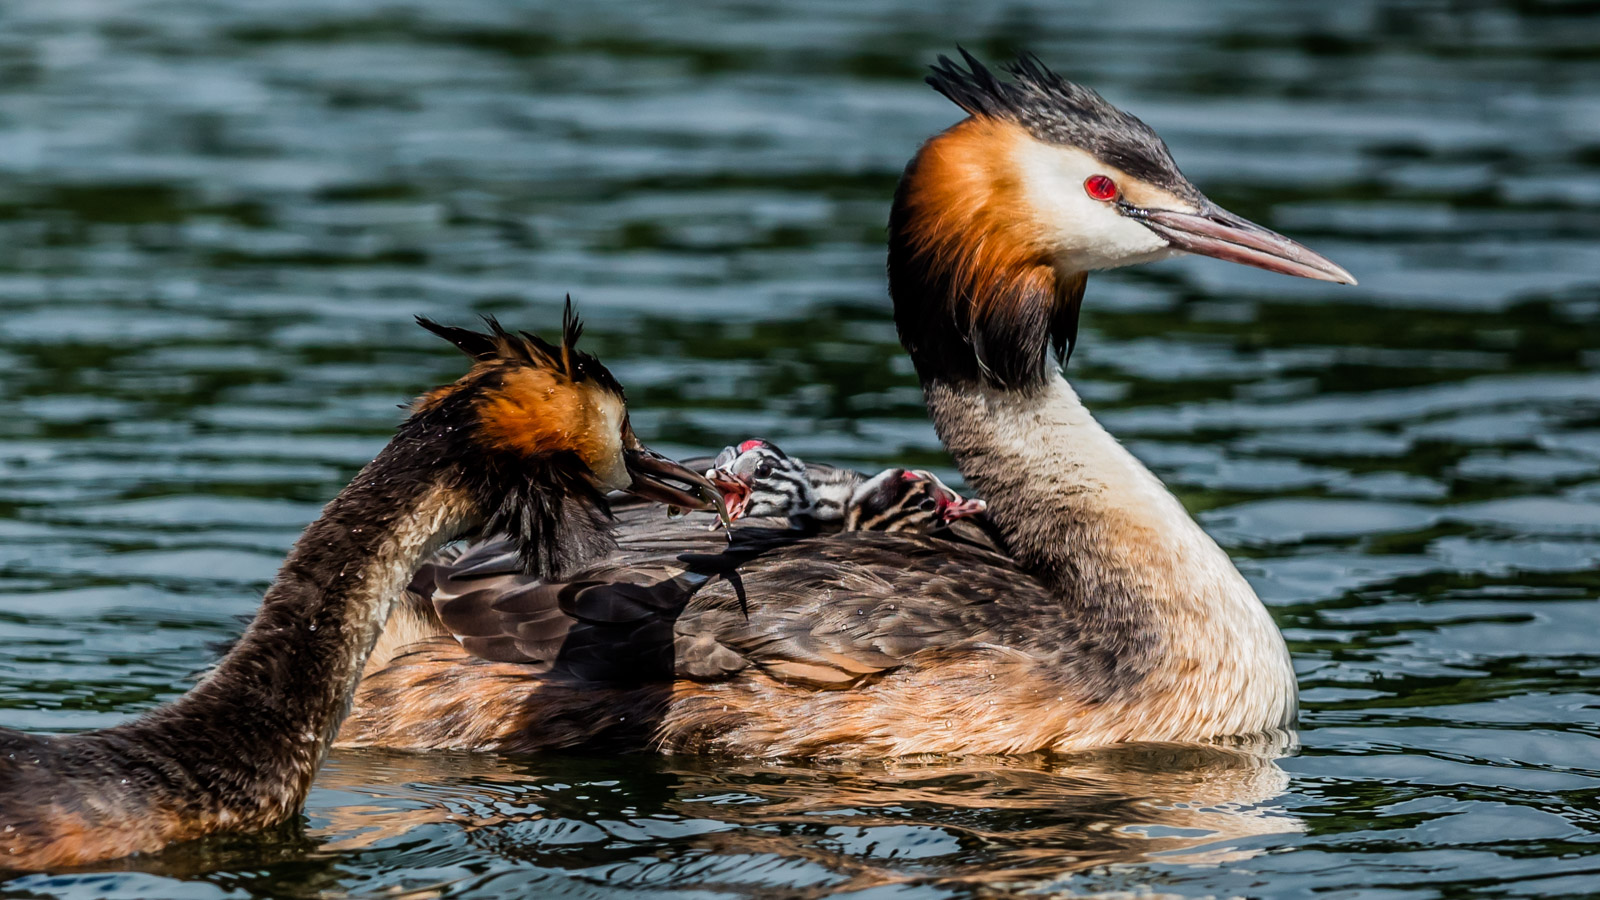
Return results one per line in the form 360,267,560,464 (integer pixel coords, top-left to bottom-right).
416,296,622,398
926,49,1198,204
893,50,1354,391
406,303,640,577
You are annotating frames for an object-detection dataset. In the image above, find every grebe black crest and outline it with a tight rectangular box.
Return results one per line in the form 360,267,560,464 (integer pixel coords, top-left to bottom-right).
895,49,1353,388
926,49,1194,202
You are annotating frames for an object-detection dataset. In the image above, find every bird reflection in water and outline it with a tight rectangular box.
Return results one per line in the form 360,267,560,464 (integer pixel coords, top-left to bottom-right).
304,735,1299,895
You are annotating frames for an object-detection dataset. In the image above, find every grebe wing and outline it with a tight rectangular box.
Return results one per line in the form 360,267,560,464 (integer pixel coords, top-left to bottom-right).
673,531,1038,687
428,500,794,677
416,452,843,653
428,516,1047,690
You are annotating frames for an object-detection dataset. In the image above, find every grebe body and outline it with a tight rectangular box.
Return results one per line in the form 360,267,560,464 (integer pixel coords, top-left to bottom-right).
340,52,1354,758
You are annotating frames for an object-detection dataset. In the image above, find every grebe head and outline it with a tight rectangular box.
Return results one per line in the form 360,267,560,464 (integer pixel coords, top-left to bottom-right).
416,303,718,559
893,50,1353,386
846,468,987,533
707,438,816,521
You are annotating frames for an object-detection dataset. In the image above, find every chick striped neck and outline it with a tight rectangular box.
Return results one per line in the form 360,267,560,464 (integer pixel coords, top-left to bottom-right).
806,467,862,522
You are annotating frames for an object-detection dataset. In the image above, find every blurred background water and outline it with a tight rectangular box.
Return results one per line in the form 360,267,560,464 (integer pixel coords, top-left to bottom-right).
0,0,1597,896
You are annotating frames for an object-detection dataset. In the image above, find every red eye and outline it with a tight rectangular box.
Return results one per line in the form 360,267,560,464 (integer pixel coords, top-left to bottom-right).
1084,175,1118,201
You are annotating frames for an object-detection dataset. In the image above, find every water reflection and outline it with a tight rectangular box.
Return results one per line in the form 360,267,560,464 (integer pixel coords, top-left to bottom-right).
299,741,1299,895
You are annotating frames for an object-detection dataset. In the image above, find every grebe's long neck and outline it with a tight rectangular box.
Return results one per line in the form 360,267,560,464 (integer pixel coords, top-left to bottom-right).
0,431,481,867
888,137,1295,738
923,375,1245,607
923,371,1296,740
148,440,479,813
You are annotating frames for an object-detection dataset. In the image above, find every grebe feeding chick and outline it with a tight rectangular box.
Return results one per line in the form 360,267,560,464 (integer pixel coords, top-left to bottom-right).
707,439,986,533
340,51,1354,758
0,310,714,868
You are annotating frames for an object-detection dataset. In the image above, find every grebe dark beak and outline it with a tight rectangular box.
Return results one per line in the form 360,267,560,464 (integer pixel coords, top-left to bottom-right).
1133,201,1356,285
623,446,724,516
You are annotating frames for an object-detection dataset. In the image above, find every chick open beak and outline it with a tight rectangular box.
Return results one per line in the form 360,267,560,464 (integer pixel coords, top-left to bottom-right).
623,446,725,517
707,468,752,521
937,495,987,522
1133,201,1356,285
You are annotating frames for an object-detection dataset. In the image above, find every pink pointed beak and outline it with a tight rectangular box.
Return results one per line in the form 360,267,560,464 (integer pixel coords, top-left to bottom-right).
1135,201,1356,285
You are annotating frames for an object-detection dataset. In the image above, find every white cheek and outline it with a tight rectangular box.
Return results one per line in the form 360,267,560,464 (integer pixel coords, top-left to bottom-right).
1013,143,1180,271
593,394,631,491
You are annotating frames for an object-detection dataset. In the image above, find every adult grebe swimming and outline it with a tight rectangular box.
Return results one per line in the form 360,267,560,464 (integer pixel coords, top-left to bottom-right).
0,311,714,868
338,51,1353,758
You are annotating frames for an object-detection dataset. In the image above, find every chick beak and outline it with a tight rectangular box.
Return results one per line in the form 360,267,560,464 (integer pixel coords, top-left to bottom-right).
623,446,724,516
935,494,987,523
707,469,752,521
1134,200,1356,285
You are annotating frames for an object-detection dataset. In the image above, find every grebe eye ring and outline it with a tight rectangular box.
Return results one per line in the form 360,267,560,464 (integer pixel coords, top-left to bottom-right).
1084,174,1118,202
919,498,938,512
753,459,774,479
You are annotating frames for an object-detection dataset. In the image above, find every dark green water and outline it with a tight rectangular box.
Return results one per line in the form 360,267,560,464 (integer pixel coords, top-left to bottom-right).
1,0,1598,896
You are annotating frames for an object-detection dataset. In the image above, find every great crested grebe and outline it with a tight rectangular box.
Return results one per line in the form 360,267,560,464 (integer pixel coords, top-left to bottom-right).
337,51,1353,758
0,311,713,869
707,439,986,532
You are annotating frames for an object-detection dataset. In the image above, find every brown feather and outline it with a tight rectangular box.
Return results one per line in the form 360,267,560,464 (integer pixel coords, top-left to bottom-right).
337,496,1169,757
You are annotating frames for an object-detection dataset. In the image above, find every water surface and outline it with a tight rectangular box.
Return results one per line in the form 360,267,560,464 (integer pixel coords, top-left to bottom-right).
1,0,1598,897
